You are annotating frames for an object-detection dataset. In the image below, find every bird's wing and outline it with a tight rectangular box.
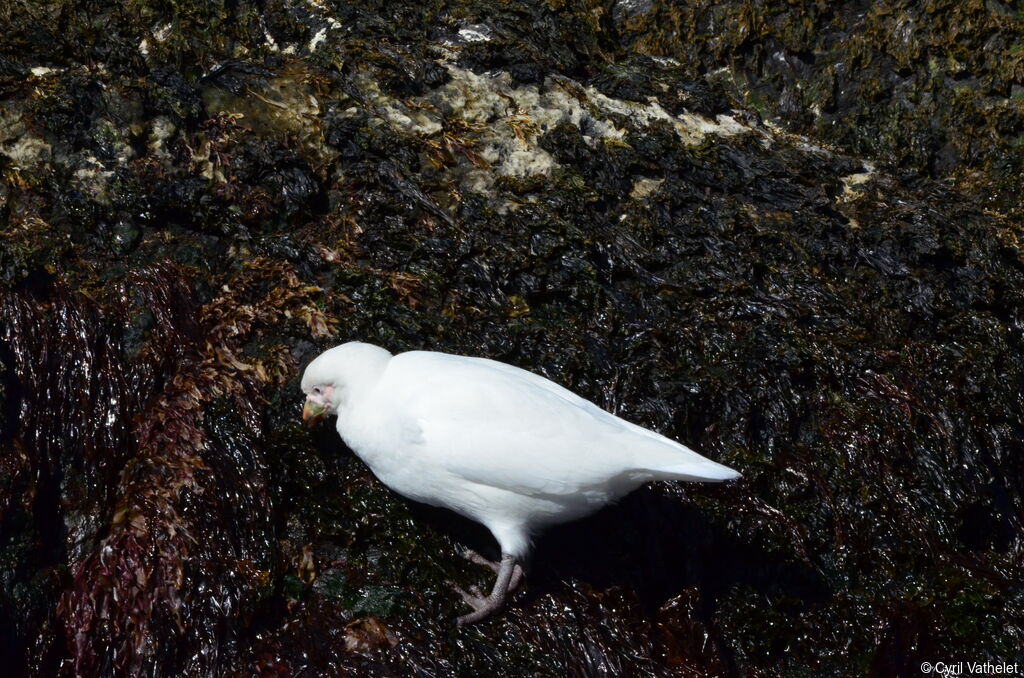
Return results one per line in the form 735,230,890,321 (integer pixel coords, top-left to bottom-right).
378,352,697,496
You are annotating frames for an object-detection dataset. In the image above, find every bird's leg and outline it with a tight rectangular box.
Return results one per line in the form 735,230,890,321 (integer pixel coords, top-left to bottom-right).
461,548,497,569
461,549,525,593
455,553,520,626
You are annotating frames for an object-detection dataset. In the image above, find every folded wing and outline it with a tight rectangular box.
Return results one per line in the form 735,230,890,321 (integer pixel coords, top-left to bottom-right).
381,352,738,497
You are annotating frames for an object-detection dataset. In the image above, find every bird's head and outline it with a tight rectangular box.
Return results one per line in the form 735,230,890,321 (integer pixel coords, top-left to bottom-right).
300,342,393,427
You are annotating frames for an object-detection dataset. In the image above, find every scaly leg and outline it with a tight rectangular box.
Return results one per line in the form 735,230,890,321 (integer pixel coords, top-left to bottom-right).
455,553,520,625
461,549,525,593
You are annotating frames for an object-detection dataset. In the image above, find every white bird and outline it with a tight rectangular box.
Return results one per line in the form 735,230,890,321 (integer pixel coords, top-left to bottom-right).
300,342,740,625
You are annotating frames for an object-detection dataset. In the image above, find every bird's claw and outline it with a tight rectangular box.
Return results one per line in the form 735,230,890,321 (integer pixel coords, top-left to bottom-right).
451,552,523,625
461,548,500,572
455,593,503,625
460,549,525,593
452,583,504,625
453,585,490,612
453,583,485,603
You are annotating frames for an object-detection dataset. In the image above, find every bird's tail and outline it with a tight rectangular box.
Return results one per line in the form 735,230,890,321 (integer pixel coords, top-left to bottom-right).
628,435,742,482
644,460,741,482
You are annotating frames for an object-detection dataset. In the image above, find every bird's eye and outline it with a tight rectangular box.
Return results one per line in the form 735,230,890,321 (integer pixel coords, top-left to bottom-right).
312,386,322,395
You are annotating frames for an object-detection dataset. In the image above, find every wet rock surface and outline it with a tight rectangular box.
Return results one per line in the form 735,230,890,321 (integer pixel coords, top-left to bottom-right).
1,1,1022,676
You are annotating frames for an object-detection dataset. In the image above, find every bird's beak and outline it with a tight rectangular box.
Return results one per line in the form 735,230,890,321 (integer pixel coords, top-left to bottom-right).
302,400,327,427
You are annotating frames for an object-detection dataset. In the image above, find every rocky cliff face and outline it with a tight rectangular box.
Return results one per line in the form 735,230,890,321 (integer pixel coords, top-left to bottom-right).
1,1,1022,676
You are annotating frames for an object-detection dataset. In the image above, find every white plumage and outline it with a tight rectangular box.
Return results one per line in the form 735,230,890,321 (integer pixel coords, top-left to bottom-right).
300,341,739,624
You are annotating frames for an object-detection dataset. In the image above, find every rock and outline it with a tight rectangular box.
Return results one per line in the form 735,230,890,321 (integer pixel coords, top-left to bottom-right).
1,1,1021,676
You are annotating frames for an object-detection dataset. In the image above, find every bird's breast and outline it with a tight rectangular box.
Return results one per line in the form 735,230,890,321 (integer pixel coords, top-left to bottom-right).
335,407,446,507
